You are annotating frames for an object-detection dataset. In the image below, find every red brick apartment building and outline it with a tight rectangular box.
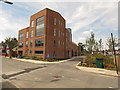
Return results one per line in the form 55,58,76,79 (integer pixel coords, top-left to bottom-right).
18,8,80,59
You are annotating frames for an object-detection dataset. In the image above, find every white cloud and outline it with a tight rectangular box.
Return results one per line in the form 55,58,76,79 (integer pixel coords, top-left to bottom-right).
0,9,29,42
83,29,93,36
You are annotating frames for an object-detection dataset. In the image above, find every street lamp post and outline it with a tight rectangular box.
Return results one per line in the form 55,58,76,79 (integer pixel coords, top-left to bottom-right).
0,0,13,5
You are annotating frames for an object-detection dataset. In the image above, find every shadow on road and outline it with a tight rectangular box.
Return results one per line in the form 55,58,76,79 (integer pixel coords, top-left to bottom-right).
2,66,47,79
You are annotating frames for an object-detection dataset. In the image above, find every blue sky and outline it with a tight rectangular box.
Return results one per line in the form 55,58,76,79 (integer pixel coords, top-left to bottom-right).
0,0,118,49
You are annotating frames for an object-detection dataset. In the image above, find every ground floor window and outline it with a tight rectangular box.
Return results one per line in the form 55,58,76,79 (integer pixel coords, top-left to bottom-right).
53,51,56,58
30,50,32,54
35,51,43,55
35,38,44,47
18,51,23,56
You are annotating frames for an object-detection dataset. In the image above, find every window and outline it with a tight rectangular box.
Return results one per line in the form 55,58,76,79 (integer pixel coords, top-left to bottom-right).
25,50,28,54
36,16,44,36
30,50,32,54
70,36,72,42
31,20,34,27
54,40,56,47
35,51,43,55
30,40,32,47
61,32,62,37
18,42,23,48
31,30,33,37
26,32,28,38
59,30,60,37
58,40,60,48
26,41,28,47
66,38,67,42
19,33,24,40
59,20,60,25
53,51,56,58
54,29,56,36
54,18,56,25
35,38,44,47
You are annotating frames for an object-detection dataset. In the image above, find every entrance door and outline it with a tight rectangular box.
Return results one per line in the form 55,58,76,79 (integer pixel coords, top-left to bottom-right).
18,51,23,56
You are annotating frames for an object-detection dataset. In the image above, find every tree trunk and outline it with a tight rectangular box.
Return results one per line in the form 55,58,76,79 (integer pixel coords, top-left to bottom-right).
9,49,12,59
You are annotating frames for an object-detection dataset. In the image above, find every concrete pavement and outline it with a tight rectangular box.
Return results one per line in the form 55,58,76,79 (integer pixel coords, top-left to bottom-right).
76,65,118,77
5,56,82,64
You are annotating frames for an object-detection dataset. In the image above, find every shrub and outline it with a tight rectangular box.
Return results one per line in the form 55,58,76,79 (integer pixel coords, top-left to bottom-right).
92,53,104,59
18,56,25,59
46,59,58,62
30,56,37,60
39,57,44,61
83,56,91,63
104,64,116,68
23,56,31,59
87,56,96,65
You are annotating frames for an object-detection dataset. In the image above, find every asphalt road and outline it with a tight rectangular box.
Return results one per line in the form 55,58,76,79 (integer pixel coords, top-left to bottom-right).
1,56,118,88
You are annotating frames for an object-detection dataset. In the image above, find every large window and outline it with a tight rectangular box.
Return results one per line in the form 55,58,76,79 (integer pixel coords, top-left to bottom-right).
31,20,34,27
18,42,23,48
30,40,33,47
35,38,44,47
58,40,60,48
59,30,60,37
36,16,44,37
54,18,56,25
26,41,28,47
31,30,33,37
54,40,56,47
53,51,56,58
35,51,43,55
26,32,28,38
54,29,56,36
19,33,24,40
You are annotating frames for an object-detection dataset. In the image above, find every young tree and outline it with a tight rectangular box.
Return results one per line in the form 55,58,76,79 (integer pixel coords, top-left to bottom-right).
94,41,99,52
98,38,102,51
78,42,85,53
106,37,117,51
5,37,17,59
1,41,7,57
86,32,95,54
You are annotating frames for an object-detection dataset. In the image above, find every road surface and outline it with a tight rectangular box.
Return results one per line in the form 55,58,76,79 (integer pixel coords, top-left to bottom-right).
1,57,118,88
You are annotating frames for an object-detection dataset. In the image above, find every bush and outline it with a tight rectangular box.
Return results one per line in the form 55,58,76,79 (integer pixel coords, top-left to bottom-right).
92,53,105,59
18,56,25,59
104,64,116,68
87,56,96,65
30,56,37,60
39,57,44,61
23,56,31,59
46,59,58,62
